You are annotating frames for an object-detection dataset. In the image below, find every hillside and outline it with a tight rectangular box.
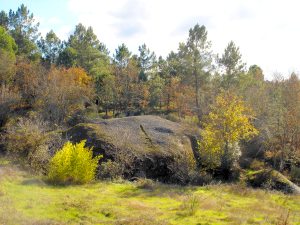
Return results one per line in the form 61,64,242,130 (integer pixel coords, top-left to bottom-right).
1,3,300,225
63,115,300,194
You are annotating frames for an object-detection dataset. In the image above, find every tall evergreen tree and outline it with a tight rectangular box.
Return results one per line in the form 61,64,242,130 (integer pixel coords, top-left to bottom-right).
0,26,17,84
138,43,156,81
8,4,40,60
179,24,213,121
219,41,245,89
0,11,9,30
38,30,62,65
58,23,110,78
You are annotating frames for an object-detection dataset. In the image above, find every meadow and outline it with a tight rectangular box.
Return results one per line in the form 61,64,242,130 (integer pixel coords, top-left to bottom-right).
0,159,299,225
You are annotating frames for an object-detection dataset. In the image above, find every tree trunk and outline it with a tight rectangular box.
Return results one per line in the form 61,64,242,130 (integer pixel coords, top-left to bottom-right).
221,141,230,180
194,65,201,123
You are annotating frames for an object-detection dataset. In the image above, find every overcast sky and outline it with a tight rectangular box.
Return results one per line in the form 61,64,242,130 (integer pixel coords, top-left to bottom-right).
1,0,300,79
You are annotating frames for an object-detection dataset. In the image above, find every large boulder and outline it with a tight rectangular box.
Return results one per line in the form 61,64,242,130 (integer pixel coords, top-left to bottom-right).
246,169,300,195
65,115,197,183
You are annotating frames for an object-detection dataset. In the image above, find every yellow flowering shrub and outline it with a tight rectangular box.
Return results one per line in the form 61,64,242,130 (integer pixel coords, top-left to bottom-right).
48,140,101,184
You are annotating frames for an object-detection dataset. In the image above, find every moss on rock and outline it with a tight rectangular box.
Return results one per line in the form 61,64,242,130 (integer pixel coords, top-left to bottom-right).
246,169,300,194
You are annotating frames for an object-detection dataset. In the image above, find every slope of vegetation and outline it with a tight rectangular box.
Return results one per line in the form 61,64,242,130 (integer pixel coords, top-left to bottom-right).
0,160,299,225
1,4,300,224
1,4,299,185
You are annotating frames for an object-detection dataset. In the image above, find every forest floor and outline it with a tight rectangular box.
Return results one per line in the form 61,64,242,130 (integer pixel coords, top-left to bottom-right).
0,158,300,225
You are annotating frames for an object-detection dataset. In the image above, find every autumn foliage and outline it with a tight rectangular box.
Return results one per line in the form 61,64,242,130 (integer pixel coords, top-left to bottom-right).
199,91,258,171
0,4,300,184
36,67,93,123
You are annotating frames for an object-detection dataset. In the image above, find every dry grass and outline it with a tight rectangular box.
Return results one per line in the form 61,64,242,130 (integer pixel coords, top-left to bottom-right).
0,160,300,225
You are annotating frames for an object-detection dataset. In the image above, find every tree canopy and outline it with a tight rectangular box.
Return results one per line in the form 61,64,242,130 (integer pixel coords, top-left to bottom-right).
199,91,258,172
0,3,300,183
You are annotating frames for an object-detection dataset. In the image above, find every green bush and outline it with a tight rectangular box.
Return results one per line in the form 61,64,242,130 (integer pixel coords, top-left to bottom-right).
48,140,101,184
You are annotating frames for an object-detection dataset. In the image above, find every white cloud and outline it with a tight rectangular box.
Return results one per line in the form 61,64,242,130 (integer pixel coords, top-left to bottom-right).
48,17,62,26
38,16,64,37
64,0,300,79
55,25,73,41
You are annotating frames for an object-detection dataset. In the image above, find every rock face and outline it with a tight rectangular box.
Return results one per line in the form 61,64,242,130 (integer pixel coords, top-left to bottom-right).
247,169,300,195
65,115,197,183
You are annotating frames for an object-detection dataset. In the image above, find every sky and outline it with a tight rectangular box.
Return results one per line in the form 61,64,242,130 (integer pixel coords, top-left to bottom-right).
1,0,300,79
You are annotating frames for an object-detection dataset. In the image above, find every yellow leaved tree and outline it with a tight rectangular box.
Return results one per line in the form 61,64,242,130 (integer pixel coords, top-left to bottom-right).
199,91,258,174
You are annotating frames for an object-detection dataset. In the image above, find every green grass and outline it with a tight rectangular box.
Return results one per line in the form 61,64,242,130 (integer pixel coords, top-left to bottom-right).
0,161,300,225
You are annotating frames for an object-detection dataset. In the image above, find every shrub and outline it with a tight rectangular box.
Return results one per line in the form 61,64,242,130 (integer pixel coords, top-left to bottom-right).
290,166,300,184
99,148,138,180
177,194,201,216
48,140,101,184
165,113,181,123
189,170,213,185
3,116,62,173
99,159,123,180
36,67,94,124
135,178,156,190
249,159,265,170
0,84,20,125
14,60,45,106
169,153,197,184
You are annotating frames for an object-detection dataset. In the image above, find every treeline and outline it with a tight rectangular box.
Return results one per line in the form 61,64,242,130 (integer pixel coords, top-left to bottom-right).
0,4,259,119
0,5,299,181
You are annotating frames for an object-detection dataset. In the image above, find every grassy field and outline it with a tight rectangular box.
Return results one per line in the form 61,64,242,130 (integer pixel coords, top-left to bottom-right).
0,159,299,225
